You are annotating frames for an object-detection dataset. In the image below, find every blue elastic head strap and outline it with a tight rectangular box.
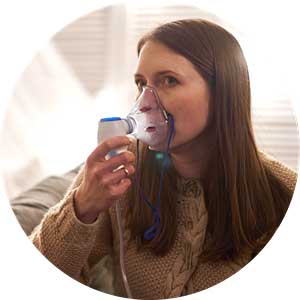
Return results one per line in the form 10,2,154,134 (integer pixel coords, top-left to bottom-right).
134,113,175,241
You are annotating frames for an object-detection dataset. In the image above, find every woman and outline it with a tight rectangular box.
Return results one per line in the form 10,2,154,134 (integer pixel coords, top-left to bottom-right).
30,19,297,299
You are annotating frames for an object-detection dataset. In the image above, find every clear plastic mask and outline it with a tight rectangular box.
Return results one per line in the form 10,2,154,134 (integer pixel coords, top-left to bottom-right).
127,86,170,151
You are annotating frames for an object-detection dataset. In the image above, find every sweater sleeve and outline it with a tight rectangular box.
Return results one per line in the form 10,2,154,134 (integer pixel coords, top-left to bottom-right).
29,164,113,284
259,150,298,192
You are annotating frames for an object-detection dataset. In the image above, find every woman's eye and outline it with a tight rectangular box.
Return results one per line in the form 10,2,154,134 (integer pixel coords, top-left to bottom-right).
135,79,146,90
161,76,179,87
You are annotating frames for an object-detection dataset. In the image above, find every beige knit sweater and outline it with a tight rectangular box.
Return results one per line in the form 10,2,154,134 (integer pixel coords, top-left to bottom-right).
30,152,297,299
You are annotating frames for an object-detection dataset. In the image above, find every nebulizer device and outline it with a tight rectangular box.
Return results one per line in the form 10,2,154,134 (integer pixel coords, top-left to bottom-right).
97,86,174,298
98,86,172,153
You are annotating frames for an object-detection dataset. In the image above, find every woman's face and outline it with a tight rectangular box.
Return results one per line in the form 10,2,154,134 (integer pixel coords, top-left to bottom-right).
134,40,211,152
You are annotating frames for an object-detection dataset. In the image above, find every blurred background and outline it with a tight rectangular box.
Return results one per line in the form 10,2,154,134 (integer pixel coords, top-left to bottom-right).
0,3,298,199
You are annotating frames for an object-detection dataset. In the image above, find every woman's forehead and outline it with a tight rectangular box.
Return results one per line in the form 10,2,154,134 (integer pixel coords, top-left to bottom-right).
135,40,196,78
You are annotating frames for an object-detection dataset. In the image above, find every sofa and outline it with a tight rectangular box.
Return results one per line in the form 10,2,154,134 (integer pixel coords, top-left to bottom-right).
9,164,115,295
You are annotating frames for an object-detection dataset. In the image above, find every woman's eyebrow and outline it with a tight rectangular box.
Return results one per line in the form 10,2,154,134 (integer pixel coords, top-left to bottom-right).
134,70,182,78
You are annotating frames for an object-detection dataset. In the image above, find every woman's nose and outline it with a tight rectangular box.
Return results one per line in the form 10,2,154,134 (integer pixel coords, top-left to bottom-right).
138,87,159,112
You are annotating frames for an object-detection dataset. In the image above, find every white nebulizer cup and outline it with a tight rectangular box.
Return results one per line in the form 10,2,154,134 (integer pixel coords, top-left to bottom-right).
97,85,171,158
97,117,132,160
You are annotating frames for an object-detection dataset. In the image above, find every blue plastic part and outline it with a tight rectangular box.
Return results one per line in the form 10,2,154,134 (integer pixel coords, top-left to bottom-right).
143,210,161,241
100,117,122,122
106,150,118,159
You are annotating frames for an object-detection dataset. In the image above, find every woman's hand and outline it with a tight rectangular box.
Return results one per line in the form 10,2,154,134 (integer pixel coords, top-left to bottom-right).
74,136,135,224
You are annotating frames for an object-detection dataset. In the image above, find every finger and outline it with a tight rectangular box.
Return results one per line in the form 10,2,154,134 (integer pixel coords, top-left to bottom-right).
101,164,135,186
88,136,132,163
88,152,135,185
105,151,135,172
92,151,135,177
108,178,132,198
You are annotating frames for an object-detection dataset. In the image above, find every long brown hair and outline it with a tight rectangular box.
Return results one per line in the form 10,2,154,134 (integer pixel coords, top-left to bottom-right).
125,19,295,261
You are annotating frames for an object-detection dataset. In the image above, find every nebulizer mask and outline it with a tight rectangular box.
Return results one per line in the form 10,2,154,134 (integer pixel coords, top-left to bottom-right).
98,85,173,153
97,86,175,298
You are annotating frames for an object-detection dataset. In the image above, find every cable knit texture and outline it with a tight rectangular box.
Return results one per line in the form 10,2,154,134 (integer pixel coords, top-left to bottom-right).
30,152,297,299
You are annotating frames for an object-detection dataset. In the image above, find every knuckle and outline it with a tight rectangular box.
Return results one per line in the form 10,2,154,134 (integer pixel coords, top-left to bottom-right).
128,165,135,174
93,169,105,183
122,153,129,164
97,171,109,185
98,176,107,186
102,140,112,152
86,156,94,168
121,181,131,193
106,139,116,149
89,168,97,179
122,152,135,164
108,186,118,198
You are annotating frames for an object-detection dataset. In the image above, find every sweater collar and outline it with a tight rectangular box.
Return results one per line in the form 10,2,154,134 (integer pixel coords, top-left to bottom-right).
176,176,203,198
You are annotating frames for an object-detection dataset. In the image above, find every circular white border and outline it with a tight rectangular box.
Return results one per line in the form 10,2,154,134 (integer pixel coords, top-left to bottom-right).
0,1,299,299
